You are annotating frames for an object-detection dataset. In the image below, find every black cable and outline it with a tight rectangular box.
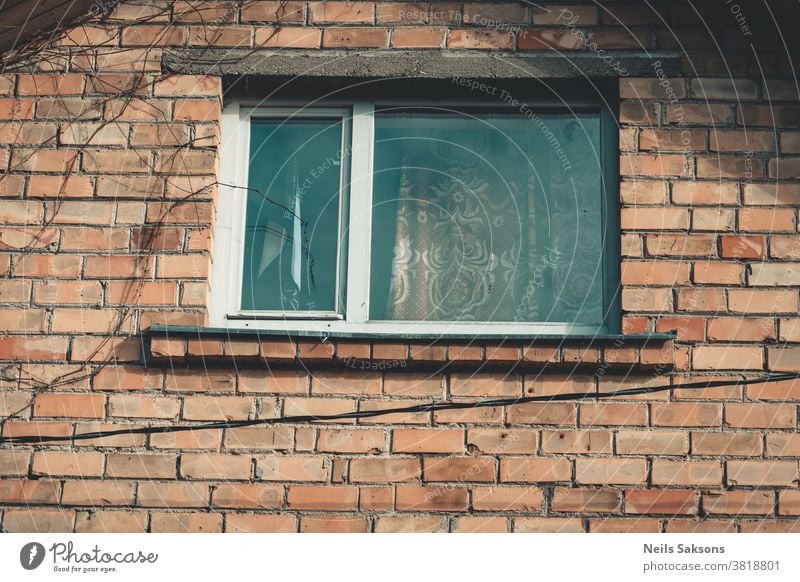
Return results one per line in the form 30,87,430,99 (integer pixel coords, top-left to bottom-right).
2,373,799,445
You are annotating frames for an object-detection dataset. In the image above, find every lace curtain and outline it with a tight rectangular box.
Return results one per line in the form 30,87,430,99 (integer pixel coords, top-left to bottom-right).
371,112,604,324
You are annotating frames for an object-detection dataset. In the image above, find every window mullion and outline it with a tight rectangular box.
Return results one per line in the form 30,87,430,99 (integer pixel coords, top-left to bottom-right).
345,102,375,324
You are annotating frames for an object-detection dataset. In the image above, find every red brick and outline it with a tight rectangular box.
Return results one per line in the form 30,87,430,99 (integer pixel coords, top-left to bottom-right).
392,27,445,48
323,28,388,48
448,29,515,49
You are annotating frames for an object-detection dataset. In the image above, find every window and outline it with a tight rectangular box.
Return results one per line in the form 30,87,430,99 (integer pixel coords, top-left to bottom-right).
212,98,619,336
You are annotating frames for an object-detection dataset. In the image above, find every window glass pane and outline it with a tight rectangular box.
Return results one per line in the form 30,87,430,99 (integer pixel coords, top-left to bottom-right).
242,118,343,312
370,108,604,324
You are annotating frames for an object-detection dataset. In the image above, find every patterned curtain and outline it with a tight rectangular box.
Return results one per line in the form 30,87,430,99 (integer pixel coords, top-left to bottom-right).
377,115,602,324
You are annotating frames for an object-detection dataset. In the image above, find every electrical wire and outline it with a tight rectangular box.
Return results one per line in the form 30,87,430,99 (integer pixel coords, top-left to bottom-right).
2,372,799,445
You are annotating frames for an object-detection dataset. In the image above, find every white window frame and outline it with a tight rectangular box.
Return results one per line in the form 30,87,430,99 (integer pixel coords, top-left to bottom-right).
211,101,614,337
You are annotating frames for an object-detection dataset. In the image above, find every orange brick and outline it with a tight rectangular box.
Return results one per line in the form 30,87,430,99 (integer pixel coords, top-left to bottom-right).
106,453,176,479
625,490,696,515
579,403,648,426
318,429,385,453
450,373,520,397
349,458,420,482
392,429,464,453
472,486,544,511
300,515,368,533
138,481,210,508
32,451,104,477
576,458,646,485
693,345,763,371
3,508,75,532
150,512,222,532
311,371,380,395
75,510,147,532
507,402,576,425
182,395,254,421
180,453,252,480
0,480,61,504
652,460,722,486
467,428,537,454
552,488,621,512
692,432,762,456
395,485,469,511
211,483,282,509
452,516,508,533
423,457,496,482
727,460,798,486
257,456,328,481
33,393,105,418
725,403,796,429
515,517,584,533
287,485,359,510
500,458,571,483
702,490,774,515
226,513,297,532
540,430,612,454
62,481,135,506
0,451,31,476
617,430,688,455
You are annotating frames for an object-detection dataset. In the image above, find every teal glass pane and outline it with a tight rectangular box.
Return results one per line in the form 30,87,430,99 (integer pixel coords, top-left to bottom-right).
370,109,604,324
242,118,343,312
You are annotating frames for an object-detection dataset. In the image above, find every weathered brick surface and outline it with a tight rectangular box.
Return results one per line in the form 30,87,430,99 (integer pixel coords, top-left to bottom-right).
0,0,798,533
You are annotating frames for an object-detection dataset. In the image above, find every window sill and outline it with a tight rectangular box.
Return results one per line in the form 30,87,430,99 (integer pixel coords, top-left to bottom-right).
145,324,676,373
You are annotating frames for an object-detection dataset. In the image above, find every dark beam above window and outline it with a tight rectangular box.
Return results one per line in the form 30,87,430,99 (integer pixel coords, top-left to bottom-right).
163,48,683,80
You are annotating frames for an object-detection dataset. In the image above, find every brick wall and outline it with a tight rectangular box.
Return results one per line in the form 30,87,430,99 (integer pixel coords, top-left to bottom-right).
0,0,799,533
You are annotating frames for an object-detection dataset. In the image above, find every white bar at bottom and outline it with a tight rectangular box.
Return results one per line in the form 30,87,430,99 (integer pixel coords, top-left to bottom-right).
1,533,799,581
